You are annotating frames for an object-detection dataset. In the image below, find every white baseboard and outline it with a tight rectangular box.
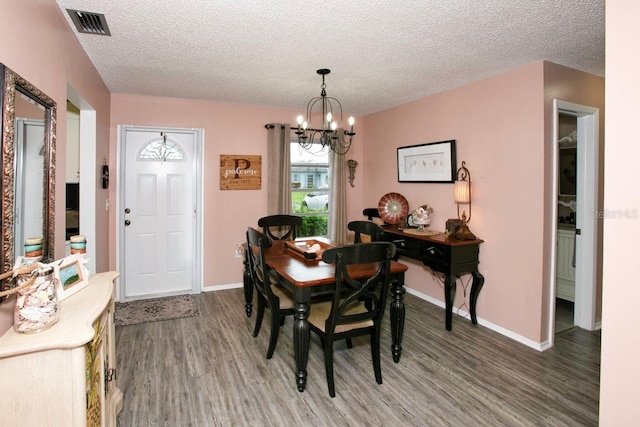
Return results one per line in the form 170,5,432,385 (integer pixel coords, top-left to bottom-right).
405,287,546,352
203,282,243,293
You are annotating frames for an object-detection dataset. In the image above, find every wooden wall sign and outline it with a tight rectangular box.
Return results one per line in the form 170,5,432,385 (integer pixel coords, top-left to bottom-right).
220,155,261,190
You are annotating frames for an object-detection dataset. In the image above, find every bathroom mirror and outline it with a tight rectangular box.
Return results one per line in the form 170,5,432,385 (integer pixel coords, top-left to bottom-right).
1,63,56,278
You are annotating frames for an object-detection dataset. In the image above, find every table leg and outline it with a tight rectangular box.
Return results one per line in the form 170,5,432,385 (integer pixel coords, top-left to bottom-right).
293,301,310,392
444,274,457,331
469,271,485,325
243,248,253,317
389,273,406,363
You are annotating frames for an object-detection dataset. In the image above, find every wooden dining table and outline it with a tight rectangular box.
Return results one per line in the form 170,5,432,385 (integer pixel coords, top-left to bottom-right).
250,237,409,393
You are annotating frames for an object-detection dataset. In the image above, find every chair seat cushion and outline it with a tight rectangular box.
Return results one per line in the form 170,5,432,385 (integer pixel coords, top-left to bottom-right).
272,283,295,310
308,300,374,333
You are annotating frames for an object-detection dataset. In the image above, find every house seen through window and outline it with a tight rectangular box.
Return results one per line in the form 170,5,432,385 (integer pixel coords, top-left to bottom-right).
291,142,329,237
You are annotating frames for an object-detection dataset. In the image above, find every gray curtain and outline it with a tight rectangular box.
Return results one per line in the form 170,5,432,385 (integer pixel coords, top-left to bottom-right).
328,130,347,243
266,124,291,214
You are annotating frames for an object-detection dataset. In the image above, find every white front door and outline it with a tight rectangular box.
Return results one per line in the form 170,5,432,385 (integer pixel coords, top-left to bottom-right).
120,126,201,300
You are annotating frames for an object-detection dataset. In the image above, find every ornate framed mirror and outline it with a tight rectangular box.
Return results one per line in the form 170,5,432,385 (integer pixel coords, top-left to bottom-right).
1,63,56,282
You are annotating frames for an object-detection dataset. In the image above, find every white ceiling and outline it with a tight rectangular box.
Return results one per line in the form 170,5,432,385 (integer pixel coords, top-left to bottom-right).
55,0,605,116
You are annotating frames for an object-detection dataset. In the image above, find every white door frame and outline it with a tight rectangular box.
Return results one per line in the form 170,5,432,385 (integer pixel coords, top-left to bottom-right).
66,84,97,275
116,124,204,301
549,100,600,340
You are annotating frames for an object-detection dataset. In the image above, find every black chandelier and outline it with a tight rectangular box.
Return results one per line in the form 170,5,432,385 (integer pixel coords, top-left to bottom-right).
295,68,355,155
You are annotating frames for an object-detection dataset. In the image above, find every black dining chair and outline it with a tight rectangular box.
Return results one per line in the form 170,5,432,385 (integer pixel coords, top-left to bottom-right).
348,220,384,243
246,227,295,359
307,242,396,397
257,214,303,241
362,208,381,222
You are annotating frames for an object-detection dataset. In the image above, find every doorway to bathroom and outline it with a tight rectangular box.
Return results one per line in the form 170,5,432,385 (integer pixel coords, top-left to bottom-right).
550,100,600,340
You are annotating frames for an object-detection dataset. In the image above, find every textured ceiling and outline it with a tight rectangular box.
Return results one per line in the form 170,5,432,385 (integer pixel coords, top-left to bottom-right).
55,0,604,116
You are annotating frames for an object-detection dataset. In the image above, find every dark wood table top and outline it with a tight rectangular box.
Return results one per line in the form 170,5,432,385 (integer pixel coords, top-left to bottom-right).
264,238,408,288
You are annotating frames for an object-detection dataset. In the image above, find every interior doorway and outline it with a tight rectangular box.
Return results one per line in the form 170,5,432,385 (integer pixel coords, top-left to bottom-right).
550,100,600,341
66,84,97,274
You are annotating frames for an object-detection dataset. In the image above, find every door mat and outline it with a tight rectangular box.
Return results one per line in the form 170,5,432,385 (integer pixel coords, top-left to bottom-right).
115,295,199,326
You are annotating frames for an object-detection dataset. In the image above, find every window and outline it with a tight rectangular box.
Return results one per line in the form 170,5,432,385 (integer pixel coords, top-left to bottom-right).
138,137,185,161
290,142,330,237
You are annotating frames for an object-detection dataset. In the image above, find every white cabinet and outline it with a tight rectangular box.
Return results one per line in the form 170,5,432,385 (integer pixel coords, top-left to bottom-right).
556,228,576,301
0,272,123,426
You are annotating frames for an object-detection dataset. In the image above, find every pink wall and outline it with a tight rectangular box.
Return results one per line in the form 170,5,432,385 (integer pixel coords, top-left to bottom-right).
0,0,111,271
362,63,547,341
600,1,640,423
109,95,363,287
362,62,603,343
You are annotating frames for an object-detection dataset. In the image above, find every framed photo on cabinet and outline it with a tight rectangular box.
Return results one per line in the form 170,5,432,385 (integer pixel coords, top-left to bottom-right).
52,254,89,300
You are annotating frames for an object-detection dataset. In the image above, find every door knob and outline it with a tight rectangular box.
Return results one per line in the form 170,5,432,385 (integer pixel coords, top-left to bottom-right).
125,208,131,214
124,219,131,226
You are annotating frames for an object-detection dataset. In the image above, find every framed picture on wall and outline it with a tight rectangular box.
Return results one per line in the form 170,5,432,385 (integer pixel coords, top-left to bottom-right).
397,140,457,183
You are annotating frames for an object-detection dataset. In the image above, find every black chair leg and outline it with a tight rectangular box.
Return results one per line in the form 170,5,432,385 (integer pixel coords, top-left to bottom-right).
266,310,281,359
346,338,353,348
252,295,265,337
371,331,382,384
324,341,336,398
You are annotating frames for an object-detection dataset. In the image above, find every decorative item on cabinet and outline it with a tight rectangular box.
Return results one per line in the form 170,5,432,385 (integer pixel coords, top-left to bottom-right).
0,263,59,333
407,205,433,231
0,272,123,426
53,253,90,301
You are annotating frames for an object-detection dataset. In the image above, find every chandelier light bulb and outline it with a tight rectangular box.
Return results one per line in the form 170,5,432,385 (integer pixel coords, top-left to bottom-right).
331,121,337,131
296,115,304,126
326,112,332,124
302,121,308,130
348,116,355,132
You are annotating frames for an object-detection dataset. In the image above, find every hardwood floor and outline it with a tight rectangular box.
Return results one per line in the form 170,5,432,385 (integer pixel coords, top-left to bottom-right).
115,288,600,426
555,298,575,333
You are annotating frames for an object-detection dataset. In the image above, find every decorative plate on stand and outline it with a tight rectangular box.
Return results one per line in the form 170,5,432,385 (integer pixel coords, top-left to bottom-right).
377,193,409,224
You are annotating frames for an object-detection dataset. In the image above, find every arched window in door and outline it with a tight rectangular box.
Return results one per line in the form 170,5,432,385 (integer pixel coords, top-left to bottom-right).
138,134,186,162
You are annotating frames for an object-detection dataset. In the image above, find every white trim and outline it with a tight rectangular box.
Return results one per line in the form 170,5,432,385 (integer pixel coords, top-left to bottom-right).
405,288,546,351
203,283,243,293
66,84,97,275
116,125,204,301
549,100,600,343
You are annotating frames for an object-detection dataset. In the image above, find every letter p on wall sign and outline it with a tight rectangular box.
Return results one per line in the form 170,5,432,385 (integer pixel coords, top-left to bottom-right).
220,155,262,190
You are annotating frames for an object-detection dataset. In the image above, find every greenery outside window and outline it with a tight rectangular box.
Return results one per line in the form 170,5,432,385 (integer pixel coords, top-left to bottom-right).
291,142,329,237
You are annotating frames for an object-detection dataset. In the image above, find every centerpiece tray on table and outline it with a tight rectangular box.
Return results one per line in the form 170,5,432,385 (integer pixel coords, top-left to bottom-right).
284,239,333,260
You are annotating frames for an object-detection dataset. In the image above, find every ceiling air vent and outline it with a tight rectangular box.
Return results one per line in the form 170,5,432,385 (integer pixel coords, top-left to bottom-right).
66,9,111,36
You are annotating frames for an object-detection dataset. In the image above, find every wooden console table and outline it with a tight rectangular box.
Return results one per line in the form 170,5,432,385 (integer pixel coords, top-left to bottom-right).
381,226,484,331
